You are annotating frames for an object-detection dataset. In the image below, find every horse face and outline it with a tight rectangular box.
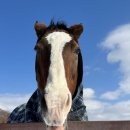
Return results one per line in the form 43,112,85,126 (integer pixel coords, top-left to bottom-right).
34,21,83,127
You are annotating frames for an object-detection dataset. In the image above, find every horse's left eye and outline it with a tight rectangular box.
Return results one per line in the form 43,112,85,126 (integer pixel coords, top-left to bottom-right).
34,44,43,51
74,48,80,54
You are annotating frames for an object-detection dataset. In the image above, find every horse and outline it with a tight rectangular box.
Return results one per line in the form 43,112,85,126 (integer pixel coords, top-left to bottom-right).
7,21,88,130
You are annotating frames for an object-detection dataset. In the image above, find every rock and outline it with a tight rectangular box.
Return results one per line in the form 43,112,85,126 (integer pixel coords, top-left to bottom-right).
0,108,10,123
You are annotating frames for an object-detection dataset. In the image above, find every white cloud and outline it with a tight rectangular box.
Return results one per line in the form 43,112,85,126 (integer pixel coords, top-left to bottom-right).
101,23,130,100
83,88,130,121
101,89,122,100
0,93,31,112
83,88,95,99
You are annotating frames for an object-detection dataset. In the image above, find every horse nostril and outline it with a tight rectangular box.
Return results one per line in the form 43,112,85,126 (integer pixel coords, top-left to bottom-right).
66,95,70,106
64,93,72,111
53,120,56,124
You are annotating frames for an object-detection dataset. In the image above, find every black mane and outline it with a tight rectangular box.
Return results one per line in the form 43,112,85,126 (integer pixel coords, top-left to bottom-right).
47,20,71,33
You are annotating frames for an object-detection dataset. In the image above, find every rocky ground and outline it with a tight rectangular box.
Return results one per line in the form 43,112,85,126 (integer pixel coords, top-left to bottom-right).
0,108,10,123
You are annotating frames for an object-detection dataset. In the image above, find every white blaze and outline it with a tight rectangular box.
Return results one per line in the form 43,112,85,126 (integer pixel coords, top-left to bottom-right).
44,31,72,126
45,31,72,92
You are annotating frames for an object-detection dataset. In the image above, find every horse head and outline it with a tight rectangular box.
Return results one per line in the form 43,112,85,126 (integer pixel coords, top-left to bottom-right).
34,21,83,129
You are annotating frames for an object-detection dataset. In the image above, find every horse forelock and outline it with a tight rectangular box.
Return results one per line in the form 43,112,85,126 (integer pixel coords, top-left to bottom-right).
36,21,74,43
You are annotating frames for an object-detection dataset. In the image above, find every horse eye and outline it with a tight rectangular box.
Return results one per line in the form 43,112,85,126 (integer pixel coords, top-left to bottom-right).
34,44,43,51
74,48,80,54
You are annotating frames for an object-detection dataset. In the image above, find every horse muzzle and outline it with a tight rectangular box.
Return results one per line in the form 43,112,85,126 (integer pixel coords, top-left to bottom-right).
43,91,72,126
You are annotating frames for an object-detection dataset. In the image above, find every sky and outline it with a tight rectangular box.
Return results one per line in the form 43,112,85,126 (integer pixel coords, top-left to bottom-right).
0,0,130,121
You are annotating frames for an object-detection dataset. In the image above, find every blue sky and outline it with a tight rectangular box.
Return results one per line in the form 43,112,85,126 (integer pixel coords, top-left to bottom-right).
0,0,130,120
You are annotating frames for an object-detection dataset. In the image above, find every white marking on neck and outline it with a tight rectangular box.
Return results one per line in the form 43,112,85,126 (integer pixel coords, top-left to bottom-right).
45,31,72,93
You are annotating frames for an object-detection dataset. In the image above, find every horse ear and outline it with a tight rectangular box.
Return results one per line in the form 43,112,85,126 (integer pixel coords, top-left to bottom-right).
34,21,47,37
69,24,83,39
